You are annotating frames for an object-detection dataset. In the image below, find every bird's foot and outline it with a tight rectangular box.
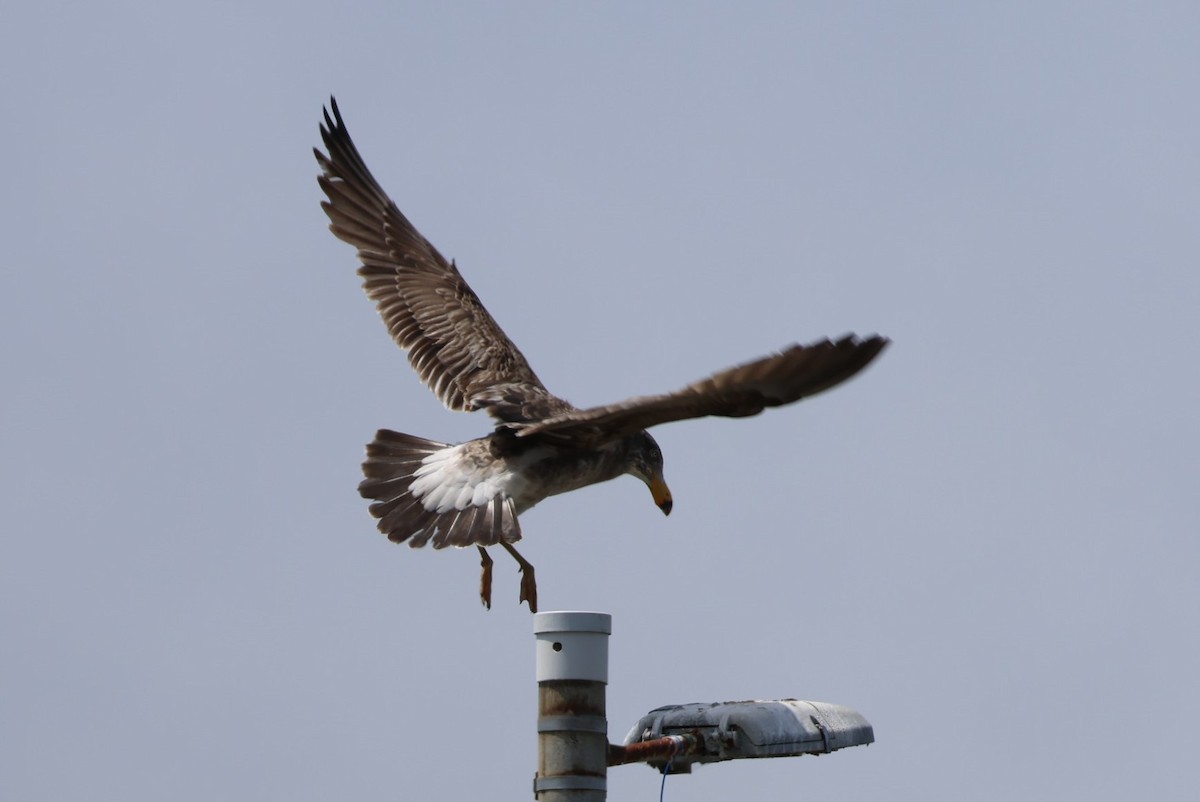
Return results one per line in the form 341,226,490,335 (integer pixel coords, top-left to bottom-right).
518,563,538,614
500,542,538,614
477,546,493,610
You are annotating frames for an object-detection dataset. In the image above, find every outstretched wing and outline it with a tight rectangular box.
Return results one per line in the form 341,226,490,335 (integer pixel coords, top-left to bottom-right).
315,98,569,424
514,335,889,447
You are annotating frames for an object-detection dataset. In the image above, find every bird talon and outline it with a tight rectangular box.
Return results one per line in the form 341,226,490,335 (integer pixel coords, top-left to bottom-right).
501,542,538,613
519,565,538,614
478,546,494,611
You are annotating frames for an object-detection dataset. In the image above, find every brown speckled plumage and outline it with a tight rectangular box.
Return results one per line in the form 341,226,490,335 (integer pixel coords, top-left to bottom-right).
315,98,888,613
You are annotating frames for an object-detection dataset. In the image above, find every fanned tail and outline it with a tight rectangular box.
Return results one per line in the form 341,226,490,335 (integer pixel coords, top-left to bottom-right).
358,429,520,549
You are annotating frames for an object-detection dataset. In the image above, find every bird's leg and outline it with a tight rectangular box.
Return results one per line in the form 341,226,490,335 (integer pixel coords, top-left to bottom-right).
477,546,494,610
500,541,538,613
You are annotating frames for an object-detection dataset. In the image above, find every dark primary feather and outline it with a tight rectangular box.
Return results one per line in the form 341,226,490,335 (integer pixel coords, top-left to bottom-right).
314,99,568,424
513,335,889,447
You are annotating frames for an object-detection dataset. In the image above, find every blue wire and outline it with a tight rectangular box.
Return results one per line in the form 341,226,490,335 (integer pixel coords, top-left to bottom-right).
659,756,672,802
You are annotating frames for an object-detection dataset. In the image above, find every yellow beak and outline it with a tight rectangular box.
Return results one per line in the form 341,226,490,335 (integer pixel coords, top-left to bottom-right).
649,474,673,516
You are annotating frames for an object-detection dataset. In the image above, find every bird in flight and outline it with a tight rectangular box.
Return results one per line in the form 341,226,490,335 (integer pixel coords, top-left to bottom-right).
315,98,888,613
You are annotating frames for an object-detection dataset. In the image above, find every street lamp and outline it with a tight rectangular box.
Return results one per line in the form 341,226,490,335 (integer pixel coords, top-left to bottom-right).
614,698,874,773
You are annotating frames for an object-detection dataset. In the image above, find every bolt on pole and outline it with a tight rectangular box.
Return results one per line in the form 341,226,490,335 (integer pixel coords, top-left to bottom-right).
533,612,611,801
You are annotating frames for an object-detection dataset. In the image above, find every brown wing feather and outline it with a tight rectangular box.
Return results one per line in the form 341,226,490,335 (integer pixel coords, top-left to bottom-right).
315,98,568,423
515,335,889,447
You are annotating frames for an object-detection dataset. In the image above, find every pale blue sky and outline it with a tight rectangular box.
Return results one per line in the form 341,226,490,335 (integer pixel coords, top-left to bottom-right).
3,3,1198,800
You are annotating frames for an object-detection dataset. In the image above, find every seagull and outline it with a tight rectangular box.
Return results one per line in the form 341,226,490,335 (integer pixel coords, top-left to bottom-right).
315,98,888,613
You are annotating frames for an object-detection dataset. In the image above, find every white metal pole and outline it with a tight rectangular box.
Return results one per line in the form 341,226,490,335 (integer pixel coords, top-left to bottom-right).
533,612,611,801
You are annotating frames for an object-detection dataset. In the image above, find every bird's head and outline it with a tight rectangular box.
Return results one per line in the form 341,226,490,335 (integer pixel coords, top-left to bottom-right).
626,431,672,516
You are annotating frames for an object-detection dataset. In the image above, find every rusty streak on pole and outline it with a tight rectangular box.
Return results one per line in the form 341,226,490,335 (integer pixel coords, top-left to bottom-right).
534,612,611,801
